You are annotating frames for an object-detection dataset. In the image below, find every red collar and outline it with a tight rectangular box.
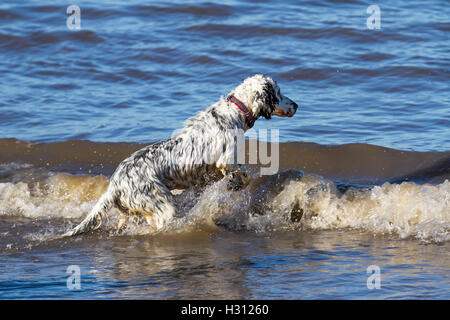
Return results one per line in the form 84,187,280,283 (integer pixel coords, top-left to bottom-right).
227,95,255,128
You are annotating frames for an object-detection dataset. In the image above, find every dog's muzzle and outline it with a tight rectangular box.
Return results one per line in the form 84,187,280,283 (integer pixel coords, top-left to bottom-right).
273,96,298,118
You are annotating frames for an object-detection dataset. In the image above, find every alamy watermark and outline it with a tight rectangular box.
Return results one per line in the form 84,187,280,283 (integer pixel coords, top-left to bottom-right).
245,128,279,176
366,265,381,289
366,5,381,30
66,5,81,30
170,128,280,176
66,265,81,290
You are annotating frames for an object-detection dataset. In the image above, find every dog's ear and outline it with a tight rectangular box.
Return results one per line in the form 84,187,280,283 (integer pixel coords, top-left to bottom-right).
226,91,235,102
257,82,278,120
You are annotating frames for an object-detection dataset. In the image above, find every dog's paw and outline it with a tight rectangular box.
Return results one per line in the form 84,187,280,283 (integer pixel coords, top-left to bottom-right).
226,171,251,191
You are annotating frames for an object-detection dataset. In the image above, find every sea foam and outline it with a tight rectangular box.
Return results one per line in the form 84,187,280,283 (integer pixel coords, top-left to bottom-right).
0,166,448,242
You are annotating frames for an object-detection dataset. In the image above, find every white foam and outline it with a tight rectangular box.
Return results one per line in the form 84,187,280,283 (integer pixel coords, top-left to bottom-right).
0,172,108,219
0,170,448,242
298,178,450,242
178,174,450,242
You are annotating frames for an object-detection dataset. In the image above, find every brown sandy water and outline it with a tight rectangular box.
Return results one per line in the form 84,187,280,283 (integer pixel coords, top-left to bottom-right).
0,138,449,299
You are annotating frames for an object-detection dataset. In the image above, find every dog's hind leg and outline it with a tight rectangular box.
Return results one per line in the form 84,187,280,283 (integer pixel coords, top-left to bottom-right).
117,216,128,230
116,208,130,231
63,191,115,237
143,195,176,232
113,198,134,231
126,181,176,232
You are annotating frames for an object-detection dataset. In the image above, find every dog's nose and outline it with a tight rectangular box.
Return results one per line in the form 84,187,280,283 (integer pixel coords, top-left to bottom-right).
292,102,298,111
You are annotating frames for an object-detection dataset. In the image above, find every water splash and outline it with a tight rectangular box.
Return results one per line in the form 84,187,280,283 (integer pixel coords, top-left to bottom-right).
0,164,448,242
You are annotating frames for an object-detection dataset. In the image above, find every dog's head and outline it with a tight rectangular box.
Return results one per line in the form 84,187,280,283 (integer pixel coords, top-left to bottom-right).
230,74,298,120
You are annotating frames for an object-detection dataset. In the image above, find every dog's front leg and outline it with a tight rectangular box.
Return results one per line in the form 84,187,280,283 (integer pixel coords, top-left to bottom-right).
217,164,253,191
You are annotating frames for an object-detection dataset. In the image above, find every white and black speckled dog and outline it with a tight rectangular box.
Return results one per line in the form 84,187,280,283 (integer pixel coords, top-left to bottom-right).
64,74,298,236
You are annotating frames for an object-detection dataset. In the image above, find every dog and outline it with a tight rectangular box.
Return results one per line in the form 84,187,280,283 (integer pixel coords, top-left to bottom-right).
64,74,298,236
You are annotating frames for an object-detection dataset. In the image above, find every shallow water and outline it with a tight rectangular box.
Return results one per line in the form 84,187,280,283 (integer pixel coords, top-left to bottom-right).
0,0,449,299
1,227,449,299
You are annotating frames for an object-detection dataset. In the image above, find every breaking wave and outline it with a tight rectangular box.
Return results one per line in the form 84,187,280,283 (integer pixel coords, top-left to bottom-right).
0,162,448,243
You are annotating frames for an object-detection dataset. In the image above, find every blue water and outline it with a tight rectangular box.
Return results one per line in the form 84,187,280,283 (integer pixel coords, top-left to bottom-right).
0,0,449,300
1,229,449,299
0,0,448,150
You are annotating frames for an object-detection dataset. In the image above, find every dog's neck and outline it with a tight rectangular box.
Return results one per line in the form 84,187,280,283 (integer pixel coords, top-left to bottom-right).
227,95,255,129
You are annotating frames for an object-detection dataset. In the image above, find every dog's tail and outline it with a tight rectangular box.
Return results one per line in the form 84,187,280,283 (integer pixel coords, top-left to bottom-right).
63,192,114,237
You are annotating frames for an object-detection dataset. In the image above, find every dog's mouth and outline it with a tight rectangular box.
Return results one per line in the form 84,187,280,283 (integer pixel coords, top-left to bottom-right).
272,107,296,118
